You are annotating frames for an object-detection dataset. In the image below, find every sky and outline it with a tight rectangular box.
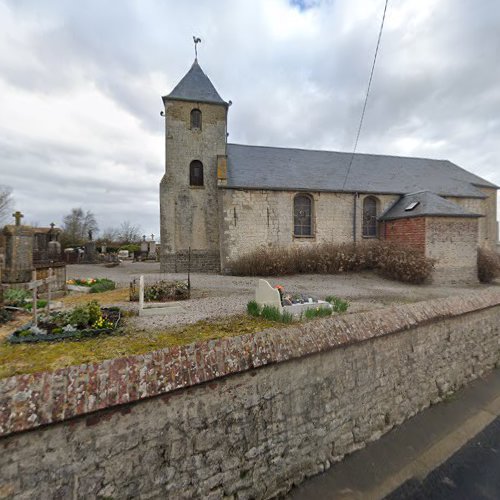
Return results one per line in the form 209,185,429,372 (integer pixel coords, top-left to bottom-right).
0,0,499,238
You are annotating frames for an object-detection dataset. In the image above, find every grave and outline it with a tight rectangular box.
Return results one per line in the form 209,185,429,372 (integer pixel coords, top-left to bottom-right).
1,212,67,296
137,275,185,317
2,211,33,283
255,279,332,316
27,268,57,327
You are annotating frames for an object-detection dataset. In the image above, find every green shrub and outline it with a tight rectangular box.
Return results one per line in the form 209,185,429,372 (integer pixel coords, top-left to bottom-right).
304,307,333,320
325,296,350,313
68,300,102,329
478,247,500,283
24,300,48,311
0,308,12,324
229,241,434,284
89,279,116,293
247,300,261,317
4,288,30,307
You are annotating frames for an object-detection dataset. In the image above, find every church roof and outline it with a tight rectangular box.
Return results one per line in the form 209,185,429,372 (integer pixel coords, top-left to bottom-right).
164,59,227,106
225,144,497,198
378,191,482,221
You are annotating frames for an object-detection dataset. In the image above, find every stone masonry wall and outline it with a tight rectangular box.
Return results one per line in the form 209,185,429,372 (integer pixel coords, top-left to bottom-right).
382,217,426,253
219,189,397,270
160,99,226,273
425,216,479,284
1,291,500,499
445,187,498,249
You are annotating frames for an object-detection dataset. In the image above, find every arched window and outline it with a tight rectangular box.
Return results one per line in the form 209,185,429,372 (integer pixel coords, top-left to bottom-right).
190,160,204,186
294,194,313,236
190,108,202,130
362,196,378,237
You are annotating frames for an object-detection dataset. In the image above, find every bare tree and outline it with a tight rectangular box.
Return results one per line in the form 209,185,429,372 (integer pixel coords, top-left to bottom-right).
61,208,99,246
0,186,13,225
99,227,120,243
118,221,142,244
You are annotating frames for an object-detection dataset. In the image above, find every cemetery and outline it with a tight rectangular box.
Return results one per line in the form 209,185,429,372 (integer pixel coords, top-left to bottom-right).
0,214,499,499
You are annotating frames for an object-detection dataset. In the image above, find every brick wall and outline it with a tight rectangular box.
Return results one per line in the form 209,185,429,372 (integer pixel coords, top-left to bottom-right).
1,291,500,499
382,217,426,253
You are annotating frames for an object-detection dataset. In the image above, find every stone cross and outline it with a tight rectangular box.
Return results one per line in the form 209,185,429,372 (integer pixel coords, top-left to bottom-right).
143,235,146,242
12,211,23,226
150,234,154,241
27,268,57,327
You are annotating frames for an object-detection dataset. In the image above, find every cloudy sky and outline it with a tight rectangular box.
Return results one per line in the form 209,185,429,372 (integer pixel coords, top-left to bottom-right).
0,0,498,237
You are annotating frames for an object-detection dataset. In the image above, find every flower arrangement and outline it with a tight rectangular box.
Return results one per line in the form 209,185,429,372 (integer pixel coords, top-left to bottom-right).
8,300,121,343
66,278,116,293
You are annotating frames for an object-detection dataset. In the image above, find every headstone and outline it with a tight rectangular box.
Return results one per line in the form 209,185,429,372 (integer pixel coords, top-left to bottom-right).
255,279,283,313
140,240,149,254
84,241,97,263
2,211,34,283
101,244,107,254
148,240,157,259
118,250,129,259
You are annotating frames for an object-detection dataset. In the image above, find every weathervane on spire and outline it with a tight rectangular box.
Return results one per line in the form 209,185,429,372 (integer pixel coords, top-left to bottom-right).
193,36,201,60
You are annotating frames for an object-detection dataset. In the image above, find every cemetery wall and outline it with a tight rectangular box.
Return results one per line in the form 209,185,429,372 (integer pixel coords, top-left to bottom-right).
1,291,500,499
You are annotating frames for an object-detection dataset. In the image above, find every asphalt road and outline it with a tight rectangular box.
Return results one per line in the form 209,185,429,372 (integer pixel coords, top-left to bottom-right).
386,417,500,500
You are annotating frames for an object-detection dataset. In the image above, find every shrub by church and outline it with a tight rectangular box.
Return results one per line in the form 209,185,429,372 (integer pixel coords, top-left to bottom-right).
160,58,498,283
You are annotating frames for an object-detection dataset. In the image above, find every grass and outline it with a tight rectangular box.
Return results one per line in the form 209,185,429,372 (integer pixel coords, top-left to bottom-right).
304,307,333,320
325,296,350,313
62,287,129,307
0,314,283,379
247,301,294,324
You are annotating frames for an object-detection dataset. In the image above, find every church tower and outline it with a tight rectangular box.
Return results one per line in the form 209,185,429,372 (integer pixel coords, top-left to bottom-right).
159,58,229,272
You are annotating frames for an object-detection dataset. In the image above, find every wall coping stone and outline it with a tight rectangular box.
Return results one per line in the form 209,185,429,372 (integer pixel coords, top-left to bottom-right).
1,289,500,438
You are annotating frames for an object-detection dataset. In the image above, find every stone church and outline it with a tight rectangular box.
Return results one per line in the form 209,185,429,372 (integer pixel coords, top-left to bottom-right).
160,58,498,282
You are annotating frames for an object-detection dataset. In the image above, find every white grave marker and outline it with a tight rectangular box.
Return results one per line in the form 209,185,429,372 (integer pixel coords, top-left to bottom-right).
255,279,283,313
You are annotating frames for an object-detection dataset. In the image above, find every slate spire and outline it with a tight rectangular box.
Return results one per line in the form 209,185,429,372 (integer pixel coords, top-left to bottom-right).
164,59,227,106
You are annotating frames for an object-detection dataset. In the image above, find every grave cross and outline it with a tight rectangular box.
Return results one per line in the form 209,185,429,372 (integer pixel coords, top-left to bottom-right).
12,211,23,226
27,269,57,327
143,235,146,242
150,234,154,241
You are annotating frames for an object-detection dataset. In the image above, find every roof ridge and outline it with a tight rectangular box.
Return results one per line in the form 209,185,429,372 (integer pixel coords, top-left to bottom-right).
228,143,449,163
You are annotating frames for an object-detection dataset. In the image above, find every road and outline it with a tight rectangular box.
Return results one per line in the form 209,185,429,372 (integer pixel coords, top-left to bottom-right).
387,417,500,500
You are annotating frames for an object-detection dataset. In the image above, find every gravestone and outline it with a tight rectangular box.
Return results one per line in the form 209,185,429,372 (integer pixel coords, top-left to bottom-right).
148,240,157,260
2,212,34,283
255,279,283,313
84,241,97,263
140,235,148,260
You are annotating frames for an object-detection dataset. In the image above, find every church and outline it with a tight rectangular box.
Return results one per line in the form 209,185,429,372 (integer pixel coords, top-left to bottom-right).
159,58,498,282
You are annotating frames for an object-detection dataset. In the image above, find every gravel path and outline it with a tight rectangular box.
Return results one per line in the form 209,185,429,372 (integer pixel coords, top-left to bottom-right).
67,262,497,330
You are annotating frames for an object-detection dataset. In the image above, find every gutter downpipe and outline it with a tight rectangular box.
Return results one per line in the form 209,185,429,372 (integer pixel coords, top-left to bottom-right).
353,192,359,244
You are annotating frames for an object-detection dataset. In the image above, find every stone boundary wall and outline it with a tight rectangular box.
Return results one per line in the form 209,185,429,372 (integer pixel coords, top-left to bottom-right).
1,291,500,498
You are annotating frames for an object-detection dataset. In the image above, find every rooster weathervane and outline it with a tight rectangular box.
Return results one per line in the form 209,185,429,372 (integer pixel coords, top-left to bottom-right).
193,36,201,60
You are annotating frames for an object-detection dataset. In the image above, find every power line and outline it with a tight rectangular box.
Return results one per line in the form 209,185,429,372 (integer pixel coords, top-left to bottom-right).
341,0,389,190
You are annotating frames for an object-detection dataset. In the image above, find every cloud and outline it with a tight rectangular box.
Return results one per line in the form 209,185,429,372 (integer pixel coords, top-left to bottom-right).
0,0,498,236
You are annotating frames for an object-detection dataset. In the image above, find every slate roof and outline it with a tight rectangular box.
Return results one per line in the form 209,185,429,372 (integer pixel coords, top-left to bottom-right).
379,191,482,221
164,59,227,106
225,144,497,198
